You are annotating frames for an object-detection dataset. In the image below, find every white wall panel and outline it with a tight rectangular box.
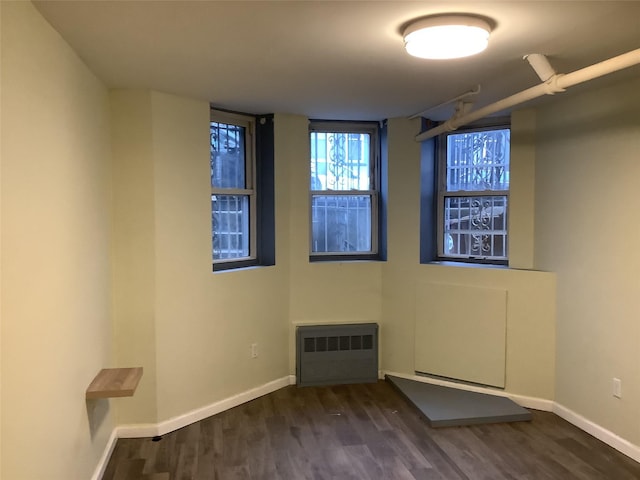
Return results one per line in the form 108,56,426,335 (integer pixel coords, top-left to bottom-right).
415,282,507,388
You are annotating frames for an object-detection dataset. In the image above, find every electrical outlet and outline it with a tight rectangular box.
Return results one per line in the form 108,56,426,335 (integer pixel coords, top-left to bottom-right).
251,343,258,359
613,377,622,398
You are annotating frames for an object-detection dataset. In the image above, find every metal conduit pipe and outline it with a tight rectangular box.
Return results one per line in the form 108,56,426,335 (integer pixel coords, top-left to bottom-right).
415,47,640,142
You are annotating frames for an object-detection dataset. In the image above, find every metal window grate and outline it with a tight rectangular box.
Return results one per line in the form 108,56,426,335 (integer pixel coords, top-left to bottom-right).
210,113,255,266
439,127,510,262
446,129,510,192
311,195,373,253
444,195,508,260
309,124,379,258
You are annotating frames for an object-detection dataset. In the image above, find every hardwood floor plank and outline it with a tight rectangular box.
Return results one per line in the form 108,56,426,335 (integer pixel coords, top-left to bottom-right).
141,474,170,480
386,411,468,478
430,430,515,480
344,444,385,479
112,458,144,480
102,381,640,480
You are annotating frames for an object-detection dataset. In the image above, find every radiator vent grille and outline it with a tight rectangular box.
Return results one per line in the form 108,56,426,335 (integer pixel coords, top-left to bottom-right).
303,335,373,353
296,323,378,387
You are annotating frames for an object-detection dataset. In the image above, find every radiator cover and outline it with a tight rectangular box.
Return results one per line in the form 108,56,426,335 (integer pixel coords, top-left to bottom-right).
296,323,378,387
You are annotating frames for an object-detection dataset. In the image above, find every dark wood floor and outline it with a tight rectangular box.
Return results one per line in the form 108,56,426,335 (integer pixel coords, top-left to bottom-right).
102,380,640,479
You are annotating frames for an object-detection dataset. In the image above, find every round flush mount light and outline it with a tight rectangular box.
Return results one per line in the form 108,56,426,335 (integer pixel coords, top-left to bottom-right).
403,15,492,60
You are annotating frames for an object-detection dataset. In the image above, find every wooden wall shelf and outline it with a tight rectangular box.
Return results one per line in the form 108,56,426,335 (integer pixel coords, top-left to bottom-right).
86,367,143,399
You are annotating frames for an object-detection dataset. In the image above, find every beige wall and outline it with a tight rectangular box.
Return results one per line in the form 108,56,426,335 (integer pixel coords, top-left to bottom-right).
1,2,114,479
0,1,4,475
153,93,290,421
510,109,536,269
284,114,383,372
110,91,291,424
381,118,422,374
535,75,640,443
381,117,557,400
110,90,158,424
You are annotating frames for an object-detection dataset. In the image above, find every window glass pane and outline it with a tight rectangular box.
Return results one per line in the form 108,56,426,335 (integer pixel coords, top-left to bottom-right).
443,195,507,260
311,195,372,253
446,129,510,192
210,121,246,189
212,195,249,260
310,132,370,191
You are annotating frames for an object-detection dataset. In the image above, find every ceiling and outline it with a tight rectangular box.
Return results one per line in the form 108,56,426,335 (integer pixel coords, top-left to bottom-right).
34,1,640,121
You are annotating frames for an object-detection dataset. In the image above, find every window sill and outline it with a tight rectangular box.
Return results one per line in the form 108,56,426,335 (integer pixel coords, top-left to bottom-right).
309,255,385,263
425,261,545,273
212,263,274,274
427,260,509,270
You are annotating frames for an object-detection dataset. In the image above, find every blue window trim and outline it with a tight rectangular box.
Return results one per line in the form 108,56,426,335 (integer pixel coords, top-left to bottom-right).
419,119,438,264
420,117,510,266
308,119,387,263
211,109,275,272
378,120,388,262
255,114,276,266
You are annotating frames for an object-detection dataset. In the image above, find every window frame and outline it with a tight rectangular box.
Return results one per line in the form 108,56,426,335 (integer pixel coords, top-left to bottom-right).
210,109,257,269
309,121,381,261
436,119,511,265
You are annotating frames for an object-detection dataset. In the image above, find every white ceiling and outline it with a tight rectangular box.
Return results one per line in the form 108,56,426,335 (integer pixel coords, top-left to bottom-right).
34,1,640,121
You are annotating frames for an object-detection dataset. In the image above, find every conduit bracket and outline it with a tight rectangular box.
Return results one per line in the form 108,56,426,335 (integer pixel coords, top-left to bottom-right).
524,53,557,81
453,100,474,118
525,53,565,94
442,118,459,133
543,73,566,95
443,100,474,132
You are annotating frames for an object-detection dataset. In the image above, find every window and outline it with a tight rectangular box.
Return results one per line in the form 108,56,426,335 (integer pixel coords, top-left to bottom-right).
309,121,381,260
211,109,274,271
437,123,510,264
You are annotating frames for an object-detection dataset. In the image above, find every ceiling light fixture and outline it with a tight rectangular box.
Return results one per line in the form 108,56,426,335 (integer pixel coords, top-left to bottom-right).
403,15,492,60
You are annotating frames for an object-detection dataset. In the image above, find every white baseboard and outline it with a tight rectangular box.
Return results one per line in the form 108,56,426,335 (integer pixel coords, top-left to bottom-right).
382,370,554,411
553,402,640,463
118,375,294,439
90,428,119,480
115,422,158,439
